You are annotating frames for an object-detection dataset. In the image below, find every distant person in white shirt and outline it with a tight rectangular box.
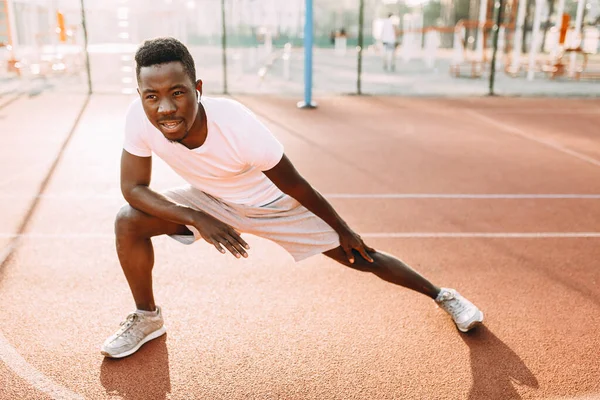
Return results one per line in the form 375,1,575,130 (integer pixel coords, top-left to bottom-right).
381,13,398,71
100,37,484,359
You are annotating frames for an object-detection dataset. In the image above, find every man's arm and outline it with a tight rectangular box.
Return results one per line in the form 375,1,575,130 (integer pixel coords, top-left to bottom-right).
121,149,197,225
263,154,374,263
120,150,249,257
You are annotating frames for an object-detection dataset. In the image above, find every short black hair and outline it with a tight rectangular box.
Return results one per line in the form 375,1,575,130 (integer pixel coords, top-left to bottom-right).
135,37,196,84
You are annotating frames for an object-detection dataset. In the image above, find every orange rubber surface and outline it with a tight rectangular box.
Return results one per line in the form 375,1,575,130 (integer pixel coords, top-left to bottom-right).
0,93,599,399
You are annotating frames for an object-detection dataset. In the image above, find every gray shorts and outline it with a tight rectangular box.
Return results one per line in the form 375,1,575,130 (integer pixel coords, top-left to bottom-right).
163,186,340,262
383,42,396,51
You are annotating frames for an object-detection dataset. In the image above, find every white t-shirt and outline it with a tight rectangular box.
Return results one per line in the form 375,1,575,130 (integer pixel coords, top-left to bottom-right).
381,19,396,44
123,96,285,207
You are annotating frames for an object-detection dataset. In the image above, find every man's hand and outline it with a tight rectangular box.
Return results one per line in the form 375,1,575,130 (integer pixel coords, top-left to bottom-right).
192,212,249,258
338,227,375,264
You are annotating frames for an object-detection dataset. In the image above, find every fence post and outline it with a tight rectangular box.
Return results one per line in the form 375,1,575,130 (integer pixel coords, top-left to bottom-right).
79,0,92,94
489,0,505,95
357,0,364,95
221,0,228,94
298,0,316,108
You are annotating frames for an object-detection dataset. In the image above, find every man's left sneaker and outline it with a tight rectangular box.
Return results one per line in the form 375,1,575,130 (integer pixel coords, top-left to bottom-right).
101,306,166,358
435,288,484,332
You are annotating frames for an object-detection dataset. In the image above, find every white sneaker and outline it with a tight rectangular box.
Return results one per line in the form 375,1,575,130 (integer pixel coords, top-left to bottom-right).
101,306,166,358
435,288,483,332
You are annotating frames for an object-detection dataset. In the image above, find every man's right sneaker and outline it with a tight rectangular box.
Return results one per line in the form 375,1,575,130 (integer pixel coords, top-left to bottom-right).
435,288,484,332
101,306,166,358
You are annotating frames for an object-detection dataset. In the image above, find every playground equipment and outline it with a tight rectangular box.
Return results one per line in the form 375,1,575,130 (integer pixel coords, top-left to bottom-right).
393,15,598,83
449,19,512,78
1,1,82,79
0,0,19,76
508,0,593,80
445,0,597,81
541,13,600,80
544,47,595,79
400,13,423,64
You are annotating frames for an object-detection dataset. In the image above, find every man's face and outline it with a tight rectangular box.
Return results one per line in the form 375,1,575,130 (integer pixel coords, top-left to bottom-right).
137,61,201,143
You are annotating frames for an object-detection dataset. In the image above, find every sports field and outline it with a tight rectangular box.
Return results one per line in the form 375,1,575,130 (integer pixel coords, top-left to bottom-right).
1,92,599,399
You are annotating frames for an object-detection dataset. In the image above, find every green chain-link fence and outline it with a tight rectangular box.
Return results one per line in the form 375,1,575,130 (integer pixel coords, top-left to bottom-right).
1,0,598,96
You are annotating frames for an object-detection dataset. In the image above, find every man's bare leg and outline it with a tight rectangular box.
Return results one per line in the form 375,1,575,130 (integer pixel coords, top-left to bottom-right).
114,204,191,311
323,247,441,299
323,247,484,332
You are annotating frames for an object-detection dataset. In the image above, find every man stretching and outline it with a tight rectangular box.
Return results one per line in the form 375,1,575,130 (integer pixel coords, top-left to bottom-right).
101,37,483,359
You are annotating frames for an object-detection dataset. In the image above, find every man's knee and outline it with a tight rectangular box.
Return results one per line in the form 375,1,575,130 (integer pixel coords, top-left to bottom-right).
114,204,147,238
115,204,190,239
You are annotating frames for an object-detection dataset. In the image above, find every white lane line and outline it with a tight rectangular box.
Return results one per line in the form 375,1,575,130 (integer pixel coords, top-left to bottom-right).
466,110,600,169
0,332,84,400
0,242,16,271
1,232,600,239
0,193,122,199
3,193,600,200
325,194,600,199
0,163,52,188
0,233,112,239
470,108,600,114
0,95,90,400
361,232,600,238
547,394,600,400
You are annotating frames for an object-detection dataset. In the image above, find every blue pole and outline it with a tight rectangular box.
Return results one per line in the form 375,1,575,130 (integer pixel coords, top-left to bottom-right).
297,0,317,109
